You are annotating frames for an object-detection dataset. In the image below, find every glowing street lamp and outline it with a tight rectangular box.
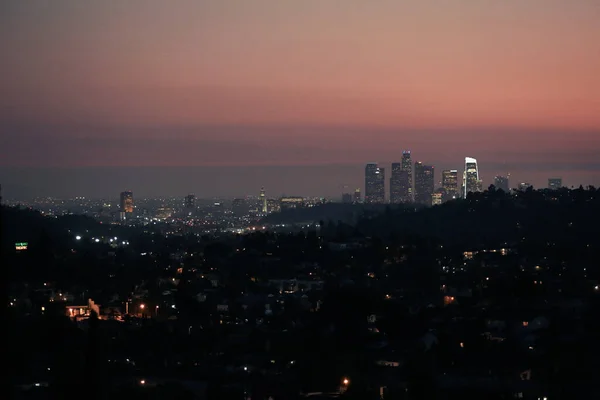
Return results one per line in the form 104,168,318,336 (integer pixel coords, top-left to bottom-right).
340,377,350,394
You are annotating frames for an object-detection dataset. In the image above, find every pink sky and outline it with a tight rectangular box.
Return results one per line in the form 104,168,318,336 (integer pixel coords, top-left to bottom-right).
0,0,599,191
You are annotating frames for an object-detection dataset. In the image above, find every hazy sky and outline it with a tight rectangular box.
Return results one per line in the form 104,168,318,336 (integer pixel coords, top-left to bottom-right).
1,0,599,197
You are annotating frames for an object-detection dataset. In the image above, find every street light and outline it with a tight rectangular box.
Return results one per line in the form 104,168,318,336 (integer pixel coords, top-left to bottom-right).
340,377,350,394
75,235,81,240
140,304,145,309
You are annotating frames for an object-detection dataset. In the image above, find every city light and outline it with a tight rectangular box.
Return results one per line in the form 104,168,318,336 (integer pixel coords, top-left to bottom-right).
140,304,145,309
342,378,349,385
75,235,81,240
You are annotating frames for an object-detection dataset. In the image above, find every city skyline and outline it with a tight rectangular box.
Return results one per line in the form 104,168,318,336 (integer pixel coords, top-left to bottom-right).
1,1,599,189
0,160,587,200
4,2,600,398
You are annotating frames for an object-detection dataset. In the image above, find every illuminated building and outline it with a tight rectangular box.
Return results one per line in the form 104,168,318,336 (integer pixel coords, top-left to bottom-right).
267,198,280,213
432,191,443,206
494,175,510,192
120,191,134,213
280,196,304,210
462,158,482,198
353,188,361,203
365,163,385,203
518,182,533,191
390,162,411,203
259,187,268,213
548,178,562,190
401,150,413,201
155,207,173,219
414,162,434,206
442,170,459,201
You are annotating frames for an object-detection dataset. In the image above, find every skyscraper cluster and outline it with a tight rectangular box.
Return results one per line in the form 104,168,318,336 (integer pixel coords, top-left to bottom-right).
363,154,485,206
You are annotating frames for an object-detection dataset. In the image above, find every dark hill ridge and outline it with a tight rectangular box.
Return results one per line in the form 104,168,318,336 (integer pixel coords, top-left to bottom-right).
355,187,600,249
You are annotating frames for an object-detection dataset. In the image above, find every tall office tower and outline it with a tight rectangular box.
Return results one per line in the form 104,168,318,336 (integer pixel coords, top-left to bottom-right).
414,162,435,206
494,175,510,192
462,157,482,198
365,163,385,203
390,162,411,203
518,182,533,191
259,187,267,213
442,170,459,201
548,178,562,190
185,194,195,208
401,150,413,201
390,163,402,203
120,191,134,213
353,188,361,203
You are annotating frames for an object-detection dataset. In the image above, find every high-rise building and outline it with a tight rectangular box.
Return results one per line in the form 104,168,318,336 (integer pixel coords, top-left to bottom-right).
185,194,195,208
390,162,411,203
548,178,562,190
280,196,304,210
120,191,134,213
432,191,443,206
414,162,434,206
267,198,280,213
518,182,533,191
259,187,267,213
494,175,510,192
442,170,459,201
353,188,361,203
401,151,413,201
365,163,385,203
463,157,482,198
390,162,401,204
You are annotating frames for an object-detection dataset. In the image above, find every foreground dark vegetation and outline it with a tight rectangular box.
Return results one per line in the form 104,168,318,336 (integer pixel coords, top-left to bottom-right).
4,186,600,399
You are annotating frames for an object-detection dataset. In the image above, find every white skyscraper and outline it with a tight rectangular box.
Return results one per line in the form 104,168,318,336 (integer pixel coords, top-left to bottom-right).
260,187,267,213
463,157,482,198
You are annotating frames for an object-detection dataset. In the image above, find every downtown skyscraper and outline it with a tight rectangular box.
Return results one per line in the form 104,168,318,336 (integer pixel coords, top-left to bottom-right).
442,170,459,201
401,150,413,202
494,175,510,192
365,163,385,203
414,162,434,206
548,178,563,190
390,162,411,203
120,191,134,213
463,157,482,198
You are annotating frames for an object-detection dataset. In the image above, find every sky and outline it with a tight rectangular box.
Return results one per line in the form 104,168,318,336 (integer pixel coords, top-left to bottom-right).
1,0,599,197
